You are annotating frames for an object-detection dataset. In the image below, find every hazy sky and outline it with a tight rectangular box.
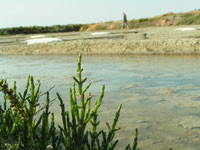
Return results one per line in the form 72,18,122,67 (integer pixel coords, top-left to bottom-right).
1,0,199,28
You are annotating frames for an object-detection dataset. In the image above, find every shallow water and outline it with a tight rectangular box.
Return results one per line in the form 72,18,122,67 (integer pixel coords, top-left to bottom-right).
1,55,200,149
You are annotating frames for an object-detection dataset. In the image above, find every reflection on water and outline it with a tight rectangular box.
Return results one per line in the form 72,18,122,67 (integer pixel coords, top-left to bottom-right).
1,55,200,149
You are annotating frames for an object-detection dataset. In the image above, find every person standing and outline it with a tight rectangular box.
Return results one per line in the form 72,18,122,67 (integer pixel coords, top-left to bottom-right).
122,12,129,29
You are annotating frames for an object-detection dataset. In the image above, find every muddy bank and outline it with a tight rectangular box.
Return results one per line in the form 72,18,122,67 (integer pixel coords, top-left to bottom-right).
1,26,200,55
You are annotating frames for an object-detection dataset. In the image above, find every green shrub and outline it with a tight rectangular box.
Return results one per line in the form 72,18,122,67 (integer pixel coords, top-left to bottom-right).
194,14,200,24
129,18,158,28
0,25,83,35
0,54,138,150
138,18,149,23
177,13,196,25
95,25,107,30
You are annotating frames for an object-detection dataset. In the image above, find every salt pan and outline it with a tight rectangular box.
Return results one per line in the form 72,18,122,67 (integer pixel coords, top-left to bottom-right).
91,32,110,35
26,38,63,45
175,28,196,31
30,35,46,38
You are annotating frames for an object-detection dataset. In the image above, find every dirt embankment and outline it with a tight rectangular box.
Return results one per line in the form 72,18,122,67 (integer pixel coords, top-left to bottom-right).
1,26,200,55
81,10,200,31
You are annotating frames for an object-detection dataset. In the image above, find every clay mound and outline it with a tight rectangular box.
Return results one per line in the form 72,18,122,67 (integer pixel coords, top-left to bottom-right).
80,10,200,31
86,22,105,31
156,12,175,18
79,25,90,31
190,10,200,14
108,22,122,30
85,21,122,31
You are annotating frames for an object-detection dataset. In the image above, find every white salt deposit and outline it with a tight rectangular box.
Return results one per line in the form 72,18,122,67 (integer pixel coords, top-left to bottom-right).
91,32,110,35
26,38,63,45
175,28,196,31
30,35,46,38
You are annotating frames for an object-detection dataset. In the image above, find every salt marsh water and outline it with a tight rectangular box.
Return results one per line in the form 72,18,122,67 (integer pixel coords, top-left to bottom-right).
1,55,200,149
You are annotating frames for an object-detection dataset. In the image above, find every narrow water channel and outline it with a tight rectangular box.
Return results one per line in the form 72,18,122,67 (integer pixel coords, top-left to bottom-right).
1,55,200,150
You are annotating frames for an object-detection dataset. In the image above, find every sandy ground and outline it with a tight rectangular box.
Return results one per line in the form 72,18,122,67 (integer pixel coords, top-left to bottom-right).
1,25,200,55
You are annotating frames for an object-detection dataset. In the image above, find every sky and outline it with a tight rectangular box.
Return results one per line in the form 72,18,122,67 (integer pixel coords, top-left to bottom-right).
0,0,200,28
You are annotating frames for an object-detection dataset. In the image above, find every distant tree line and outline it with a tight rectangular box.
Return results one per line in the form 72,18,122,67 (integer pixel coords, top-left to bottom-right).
0,24,82,35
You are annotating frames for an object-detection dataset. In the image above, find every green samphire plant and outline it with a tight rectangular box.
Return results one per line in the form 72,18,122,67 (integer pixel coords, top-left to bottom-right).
0,54,138,150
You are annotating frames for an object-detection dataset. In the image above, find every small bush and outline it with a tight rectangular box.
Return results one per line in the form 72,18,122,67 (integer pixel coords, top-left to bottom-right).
129,18,158,28
138,18,149,23
0,25,83,35
0,54,138,150
95,25,107,30
177,12,200,25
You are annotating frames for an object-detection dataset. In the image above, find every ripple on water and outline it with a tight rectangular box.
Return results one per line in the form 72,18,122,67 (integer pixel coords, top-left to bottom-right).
0,55,200,149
